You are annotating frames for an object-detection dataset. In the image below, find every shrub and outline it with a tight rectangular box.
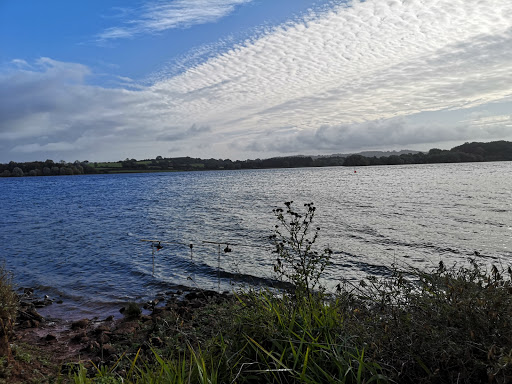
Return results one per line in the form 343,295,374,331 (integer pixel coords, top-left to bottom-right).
342,260,512,383
270,201,332,298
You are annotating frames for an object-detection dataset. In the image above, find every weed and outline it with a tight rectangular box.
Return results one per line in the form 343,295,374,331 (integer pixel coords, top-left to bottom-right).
271,201,332,299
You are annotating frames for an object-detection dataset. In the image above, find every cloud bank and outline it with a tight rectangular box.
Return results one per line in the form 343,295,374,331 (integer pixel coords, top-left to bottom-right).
2,0,512,162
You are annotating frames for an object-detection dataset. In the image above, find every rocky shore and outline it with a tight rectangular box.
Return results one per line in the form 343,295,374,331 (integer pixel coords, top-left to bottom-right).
9,287,233,382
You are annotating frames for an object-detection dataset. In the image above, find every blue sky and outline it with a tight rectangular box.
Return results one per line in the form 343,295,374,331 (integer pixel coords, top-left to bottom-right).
1,0,511,162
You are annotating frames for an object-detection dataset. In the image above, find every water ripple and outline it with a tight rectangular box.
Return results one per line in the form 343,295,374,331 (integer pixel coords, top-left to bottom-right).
1,162,511,317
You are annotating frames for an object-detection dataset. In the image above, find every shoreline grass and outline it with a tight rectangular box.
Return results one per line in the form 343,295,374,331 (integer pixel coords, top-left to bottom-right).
62,261,511,384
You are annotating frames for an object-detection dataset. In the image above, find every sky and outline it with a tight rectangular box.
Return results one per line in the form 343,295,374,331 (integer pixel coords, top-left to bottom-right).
1,0,511,163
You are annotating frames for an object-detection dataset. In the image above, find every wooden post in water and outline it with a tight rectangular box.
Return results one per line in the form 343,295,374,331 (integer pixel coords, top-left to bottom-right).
218,244,221,291
152,244,155,276
189,244,194,283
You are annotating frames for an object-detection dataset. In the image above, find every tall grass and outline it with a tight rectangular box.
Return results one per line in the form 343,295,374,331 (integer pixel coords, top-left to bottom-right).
0,263,18,362
340,260,512,383
74,261,511,384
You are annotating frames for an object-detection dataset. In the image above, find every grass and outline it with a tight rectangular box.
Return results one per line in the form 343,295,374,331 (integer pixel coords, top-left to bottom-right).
69,261,511,384
0,263,17,325
0,263,18,365
92,162,122,168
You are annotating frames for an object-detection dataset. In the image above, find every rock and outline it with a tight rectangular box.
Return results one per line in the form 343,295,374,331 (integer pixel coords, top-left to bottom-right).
72,330,87,342
113,326,135,336
143,299,159,310
45,334,57,342
177,307,191,318
185,292,199,300
19,300,33,308
113,321,139,336
203,290,217,298
177,300,188,308
151,307,167,316
94,324,111,334
23,288,34,296
33,299,52,308
71,319,90,330
104,315,115,322
19,318,40,328
18,307,44,322
101,344,116,357
99,333,110,345
123,302,142,319
82,341,100,353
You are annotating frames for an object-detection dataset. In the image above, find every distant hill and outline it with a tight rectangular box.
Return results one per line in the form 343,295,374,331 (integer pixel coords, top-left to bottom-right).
312,149,422,159
450,140,512,161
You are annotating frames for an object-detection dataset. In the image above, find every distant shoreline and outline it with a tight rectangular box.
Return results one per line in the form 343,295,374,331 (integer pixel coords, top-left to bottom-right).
1,140,511,177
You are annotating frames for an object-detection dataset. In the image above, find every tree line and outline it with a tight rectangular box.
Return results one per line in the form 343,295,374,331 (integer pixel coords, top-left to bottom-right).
1,140,511,177
0,159,97,177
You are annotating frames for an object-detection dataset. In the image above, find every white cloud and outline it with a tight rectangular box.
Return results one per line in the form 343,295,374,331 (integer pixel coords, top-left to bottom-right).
150,0,512,131
2,0,512,162
98,0,253,41
11,59,29,68
240,115,512,154
12,142,78,153
465,114,512,128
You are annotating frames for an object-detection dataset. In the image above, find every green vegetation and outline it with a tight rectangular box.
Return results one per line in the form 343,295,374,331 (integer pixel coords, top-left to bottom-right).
271,201,332,298
1,140,511,177
69,261,511,384
0,264,18,362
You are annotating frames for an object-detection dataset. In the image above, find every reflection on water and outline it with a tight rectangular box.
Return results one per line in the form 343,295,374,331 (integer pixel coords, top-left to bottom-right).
1,162,511,318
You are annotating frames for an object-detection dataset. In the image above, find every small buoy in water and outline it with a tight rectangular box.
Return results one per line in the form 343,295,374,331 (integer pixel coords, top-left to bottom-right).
354,170,357,173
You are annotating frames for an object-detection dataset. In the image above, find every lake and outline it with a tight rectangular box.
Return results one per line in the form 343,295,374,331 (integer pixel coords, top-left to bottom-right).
1,162,511,319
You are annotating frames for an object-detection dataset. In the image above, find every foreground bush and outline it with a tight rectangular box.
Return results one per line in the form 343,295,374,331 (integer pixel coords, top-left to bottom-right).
343,260,512,383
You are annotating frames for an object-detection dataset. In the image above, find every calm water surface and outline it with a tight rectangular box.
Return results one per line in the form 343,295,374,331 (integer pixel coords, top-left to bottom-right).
1,163,511,318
